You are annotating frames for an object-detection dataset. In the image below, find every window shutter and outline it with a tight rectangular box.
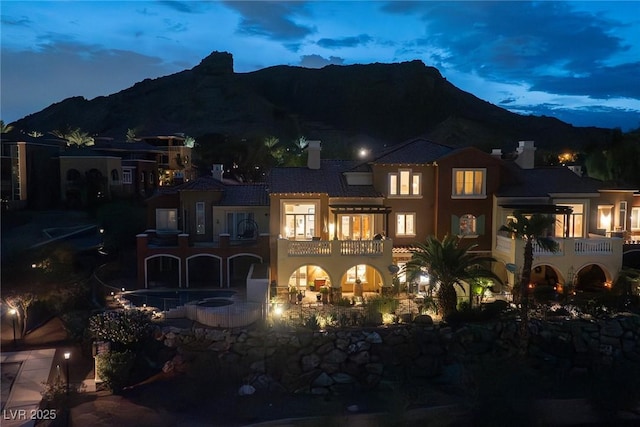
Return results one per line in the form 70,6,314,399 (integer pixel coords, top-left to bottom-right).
451,215,460,235
477,215,485,235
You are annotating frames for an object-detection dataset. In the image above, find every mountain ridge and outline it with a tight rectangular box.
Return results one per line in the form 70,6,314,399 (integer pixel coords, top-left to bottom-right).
12,51,614,152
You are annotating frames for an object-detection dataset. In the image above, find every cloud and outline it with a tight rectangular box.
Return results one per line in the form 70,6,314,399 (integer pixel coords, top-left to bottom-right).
0,41,176,122
508,104,640,130
157,1,204,14
223,1,315,41
530,62,640,99
1,15,32,27
383,1,635,99
317,34,372,49
299,54,345,68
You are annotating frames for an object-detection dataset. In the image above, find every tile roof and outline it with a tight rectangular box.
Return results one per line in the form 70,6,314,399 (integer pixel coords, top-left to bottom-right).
160,175,269,206
368,137,456,165
497,162,603,197
268,160,382,197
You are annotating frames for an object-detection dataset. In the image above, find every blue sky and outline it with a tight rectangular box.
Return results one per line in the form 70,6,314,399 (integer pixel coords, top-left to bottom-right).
2,1,639,130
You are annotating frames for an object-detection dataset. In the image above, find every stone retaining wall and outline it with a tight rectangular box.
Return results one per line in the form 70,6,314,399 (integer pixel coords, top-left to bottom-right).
161,313,640,395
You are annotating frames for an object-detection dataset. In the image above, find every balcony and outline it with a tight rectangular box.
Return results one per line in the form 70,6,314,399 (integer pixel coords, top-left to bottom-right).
277,238,394,288
494,234,623,276
283,239,387,257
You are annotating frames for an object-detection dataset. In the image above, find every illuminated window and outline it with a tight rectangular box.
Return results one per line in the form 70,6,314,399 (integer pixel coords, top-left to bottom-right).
452,169,486,197
195,202,205,235
339,214,373,240
389,169,421,196
597,205,613,232
156,209,177,231
283,202,317,240
396,213,416,236
631,207,640,230
555,204,583,238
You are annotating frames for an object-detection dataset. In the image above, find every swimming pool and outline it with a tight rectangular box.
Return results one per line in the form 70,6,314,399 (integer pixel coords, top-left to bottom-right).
123,289,237,311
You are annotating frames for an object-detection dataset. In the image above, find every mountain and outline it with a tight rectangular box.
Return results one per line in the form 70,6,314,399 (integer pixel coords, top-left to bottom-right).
12,51,613,152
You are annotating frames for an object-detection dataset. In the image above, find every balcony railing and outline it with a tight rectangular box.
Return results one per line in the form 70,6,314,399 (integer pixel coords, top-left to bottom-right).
496,235,618,257
283,239,387,257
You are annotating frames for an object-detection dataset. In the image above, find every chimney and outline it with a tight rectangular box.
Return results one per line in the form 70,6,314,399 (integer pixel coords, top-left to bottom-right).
514,140,536,169
491,148,503,158
211,164,224,181
307,140,321,170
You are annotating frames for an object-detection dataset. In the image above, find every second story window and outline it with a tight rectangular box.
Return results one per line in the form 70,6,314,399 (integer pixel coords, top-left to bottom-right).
389,170,421,197
452,169,486,198
396,212,416,236
631,207,640,231
156,208,178,231
122,169,132,184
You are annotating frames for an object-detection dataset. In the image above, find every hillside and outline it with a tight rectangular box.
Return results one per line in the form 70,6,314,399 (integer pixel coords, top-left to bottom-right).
12,51,614,152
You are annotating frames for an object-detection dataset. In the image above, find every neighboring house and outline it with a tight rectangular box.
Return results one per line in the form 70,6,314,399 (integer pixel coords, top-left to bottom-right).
136,166,269,288
137,133,195,185
1,133,65,210
492,141,635,294
59,150,123,208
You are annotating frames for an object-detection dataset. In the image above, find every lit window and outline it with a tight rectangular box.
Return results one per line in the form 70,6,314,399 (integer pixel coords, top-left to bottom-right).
389,169,421,197
555,204,583,238
631,207,640,230
396,213,416,236
195,202,205,235
122,169,132,184
283,202,316,239
156,209,178,231
452,169,485,197
597,205,613,232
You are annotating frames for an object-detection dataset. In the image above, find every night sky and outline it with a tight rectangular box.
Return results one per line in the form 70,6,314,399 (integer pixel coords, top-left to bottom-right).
1,1,639,130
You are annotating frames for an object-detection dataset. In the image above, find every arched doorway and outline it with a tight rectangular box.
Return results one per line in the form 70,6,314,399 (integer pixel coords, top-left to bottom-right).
340,264,384,297
228,254,262,288
575,265,608,293
530,264,561,302
187,254,222,288
145,254,181,288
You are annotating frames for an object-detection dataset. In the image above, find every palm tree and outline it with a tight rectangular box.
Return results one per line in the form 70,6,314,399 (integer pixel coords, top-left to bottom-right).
51,128,94,147
405,234,501,318
499,211,558,340
1,120,14,133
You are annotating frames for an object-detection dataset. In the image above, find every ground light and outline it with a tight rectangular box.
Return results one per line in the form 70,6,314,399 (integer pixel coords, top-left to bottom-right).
64,352,71,395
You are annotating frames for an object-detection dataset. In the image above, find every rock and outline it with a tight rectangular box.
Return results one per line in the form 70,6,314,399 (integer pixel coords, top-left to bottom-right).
238,384,255,396
312,372,334,387
413,314,433,325
301,353,321,371
324,349,348,364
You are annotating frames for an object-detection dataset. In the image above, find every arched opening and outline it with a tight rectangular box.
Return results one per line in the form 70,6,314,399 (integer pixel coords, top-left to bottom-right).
187,254,222,288
146,255,180,288
340,264,384,297
228,254,262,288
530,264,561,303
575,264,608,293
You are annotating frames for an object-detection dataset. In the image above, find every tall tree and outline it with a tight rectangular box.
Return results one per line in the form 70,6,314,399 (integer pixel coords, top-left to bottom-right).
499,212,558,346
405,234,501,318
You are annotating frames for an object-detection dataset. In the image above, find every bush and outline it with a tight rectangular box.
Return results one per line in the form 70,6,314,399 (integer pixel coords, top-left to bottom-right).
366,295,399,315
89,309,153,346
96,350,135,393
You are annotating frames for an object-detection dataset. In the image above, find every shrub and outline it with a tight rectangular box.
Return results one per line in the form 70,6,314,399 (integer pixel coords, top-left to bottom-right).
89,309,153,346
303,314,320,331
95,350,135,393
367,295,399,315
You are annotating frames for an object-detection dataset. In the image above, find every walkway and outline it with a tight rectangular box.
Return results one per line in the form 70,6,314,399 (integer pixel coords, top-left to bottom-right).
1,348,56,427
